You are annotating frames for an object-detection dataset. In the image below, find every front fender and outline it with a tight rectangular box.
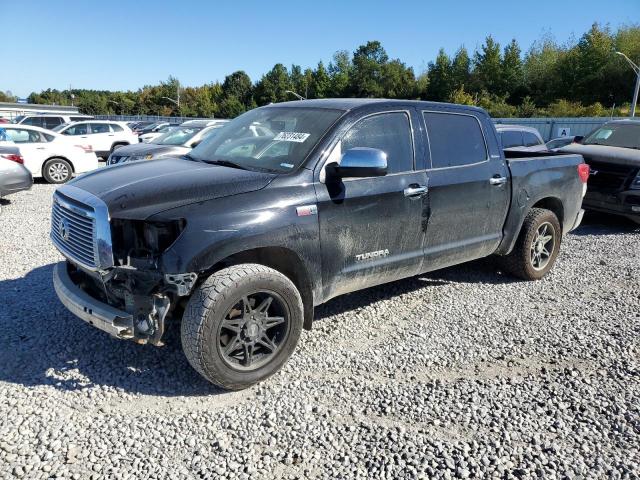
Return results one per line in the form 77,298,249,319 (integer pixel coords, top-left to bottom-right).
154,180,322,300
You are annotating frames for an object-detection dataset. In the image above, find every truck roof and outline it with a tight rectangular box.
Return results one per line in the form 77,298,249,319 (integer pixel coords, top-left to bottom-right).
268,98,489,115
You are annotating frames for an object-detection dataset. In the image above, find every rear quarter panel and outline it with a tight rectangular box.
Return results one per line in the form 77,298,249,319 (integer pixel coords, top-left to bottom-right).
496,153,584,255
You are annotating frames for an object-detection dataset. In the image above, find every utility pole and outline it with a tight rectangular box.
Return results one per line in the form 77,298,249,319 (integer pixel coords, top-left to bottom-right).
616,51,640,117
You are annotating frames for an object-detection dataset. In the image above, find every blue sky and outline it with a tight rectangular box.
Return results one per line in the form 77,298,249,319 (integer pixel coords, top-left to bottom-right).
2,0,638,97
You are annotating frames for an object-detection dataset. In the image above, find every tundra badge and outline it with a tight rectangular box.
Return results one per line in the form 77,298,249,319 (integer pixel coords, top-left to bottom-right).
356,249,390,261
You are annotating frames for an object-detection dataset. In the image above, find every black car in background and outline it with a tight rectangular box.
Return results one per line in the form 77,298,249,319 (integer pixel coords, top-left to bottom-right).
561,119,640,224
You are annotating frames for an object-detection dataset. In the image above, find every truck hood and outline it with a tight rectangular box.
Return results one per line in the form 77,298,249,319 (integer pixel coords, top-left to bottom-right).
559,143,640,167
68,157,276,219
111,143,189,158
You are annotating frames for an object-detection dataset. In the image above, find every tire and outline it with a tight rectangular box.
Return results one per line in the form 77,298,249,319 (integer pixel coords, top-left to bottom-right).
181,264,304,391
42,158,73,184
110,143,127,154
500,208,562,281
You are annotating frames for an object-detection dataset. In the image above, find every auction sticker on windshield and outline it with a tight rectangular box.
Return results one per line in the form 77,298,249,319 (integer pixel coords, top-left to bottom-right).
274,132,311,142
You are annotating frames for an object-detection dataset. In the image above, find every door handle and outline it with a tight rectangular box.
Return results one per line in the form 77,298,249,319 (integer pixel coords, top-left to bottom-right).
404,185,428,197
490,176,507,186
36,147,46,150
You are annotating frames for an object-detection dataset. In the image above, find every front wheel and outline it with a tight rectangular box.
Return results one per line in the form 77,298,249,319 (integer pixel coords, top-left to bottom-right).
42,158,73,184
181,264,304,390
500,208,562,280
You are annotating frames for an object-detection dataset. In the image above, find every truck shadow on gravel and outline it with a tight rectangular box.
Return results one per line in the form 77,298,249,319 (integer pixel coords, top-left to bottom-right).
0,263,222,397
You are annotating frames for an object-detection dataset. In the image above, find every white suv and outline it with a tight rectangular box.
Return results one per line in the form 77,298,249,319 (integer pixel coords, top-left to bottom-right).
13,114,93,130
54,121,138,160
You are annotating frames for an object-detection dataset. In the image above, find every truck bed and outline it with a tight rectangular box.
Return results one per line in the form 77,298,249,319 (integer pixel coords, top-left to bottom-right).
495,150,585,255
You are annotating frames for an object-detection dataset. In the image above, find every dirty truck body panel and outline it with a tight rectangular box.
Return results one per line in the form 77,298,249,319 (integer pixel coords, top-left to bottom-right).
50,99,585,347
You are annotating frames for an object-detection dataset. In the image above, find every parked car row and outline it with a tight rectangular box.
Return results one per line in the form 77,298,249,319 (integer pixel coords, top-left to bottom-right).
0,116,229,186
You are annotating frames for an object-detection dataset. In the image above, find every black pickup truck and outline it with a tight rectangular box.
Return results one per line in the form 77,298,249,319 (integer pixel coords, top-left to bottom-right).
560,119,640,224
50,99,588,390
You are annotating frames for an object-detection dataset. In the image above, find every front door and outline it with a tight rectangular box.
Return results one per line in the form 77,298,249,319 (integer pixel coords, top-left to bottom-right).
315,110,429,300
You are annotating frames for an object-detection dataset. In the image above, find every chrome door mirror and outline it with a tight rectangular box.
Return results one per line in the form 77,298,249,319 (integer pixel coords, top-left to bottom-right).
326,147,388,178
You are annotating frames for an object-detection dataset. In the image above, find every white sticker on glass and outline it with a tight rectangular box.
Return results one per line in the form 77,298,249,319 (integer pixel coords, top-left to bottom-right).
274,132,311,143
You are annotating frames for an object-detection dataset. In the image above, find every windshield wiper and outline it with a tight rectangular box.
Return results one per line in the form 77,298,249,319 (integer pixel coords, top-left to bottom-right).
203,159,248,170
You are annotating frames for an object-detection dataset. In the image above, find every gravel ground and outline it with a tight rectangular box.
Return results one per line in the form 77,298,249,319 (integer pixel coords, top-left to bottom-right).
0,182,639,480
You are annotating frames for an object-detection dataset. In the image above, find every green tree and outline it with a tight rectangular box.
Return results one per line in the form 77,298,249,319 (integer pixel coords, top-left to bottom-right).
502,39,524,101
425,49,453,101
472,35,503,95
222,71,253,107
451,47,471,90
310,61,330,98
218,96,246,118
328,50,351,96
254,63,291,105
349,41,388,97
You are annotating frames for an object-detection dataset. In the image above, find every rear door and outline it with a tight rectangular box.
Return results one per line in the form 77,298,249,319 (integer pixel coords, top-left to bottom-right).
87,123,112,154
315,109,429,300
421,110,509,270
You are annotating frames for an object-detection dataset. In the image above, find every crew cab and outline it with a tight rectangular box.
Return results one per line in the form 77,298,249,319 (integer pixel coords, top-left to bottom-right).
560,119,640,224
50,99,588,391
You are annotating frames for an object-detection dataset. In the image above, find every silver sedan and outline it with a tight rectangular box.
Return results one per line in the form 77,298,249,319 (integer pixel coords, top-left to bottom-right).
0,146,33,200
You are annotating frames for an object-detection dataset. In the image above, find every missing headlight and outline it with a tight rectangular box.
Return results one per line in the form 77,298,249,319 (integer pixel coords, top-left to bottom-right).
111,219,185,266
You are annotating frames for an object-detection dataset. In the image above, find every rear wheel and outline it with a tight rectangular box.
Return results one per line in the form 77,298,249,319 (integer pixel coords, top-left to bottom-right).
500,208,561,280
181,264,303,390
110,143,127,154
42,158,72,184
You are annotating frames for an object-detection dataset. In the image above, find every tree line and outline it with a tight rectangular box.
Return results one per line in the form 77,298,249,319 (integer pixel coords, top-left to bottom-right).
2,23,638,118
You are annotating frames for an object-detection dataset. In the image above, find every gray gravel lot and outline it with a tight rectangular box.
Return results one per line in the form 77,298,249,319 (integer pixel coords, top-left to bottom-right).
0,182,639,479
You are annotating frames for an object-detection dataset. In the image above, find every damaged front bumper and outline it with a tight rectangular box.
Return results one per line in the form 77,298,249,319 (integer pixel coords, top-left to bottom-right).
53,262,191,345
53,262,137,339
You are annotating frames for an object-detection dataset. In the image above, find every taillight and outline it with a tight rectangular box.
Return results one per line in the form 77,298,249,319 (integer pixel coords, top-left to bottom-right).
1,154,24,164
577,163,590,183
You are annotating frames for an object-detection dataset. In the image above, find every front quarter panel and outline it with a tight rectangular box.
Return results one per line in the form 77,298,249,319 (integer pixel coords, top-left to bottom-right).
154,172,323,301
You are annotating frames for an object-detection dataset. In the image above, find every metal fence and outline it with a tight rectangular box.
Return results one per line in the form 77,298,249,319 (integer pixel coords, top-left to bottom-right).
492,117,625,141
94,114,210,124
96,114,625,142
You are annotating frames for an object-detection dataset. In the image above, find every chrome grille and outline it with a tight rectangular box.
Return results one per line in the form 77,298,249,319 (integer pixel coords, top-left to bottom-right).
51,196,97,268
50,185,114,271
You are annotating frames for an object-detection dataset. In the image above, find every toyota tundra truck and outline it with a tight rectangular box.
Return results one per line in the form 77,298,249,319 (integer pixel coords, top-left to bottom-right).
50,99,588,390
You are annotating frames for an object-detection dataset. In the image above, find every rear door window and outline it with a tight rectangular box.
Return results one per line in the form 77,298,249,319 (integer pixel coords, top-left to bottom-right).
6,128,44,143
499,130,523,148
43,117,63,129
63,124,88,135
110,123,124,132
523,132,542,147
423,111,487,168
89,123,111,134
21,117,44,128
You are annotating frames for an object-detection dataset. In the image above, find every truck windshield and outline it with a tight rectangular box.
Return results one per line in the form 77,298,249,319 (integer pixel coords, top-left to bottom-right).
188,106,344,173
582,123,640,150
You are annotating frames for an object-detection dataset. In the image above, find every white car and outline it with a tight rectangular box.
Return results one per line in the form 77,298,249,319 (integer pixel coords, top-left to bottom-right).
53,121,138,160
12,114,93,130
1,124,99,183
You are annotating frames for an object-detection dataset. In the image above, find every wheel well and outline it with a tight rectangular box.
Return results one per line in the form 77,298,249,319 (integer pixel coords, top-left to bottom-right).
206,247,315,330
532,197,564,228
42,156,74,176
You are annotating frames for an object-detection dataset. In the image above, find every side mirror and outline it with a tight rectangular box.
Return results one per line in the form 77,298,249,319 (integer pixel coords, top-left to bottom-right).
190,140,201,148
326,147,387,178
573,135,584,144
